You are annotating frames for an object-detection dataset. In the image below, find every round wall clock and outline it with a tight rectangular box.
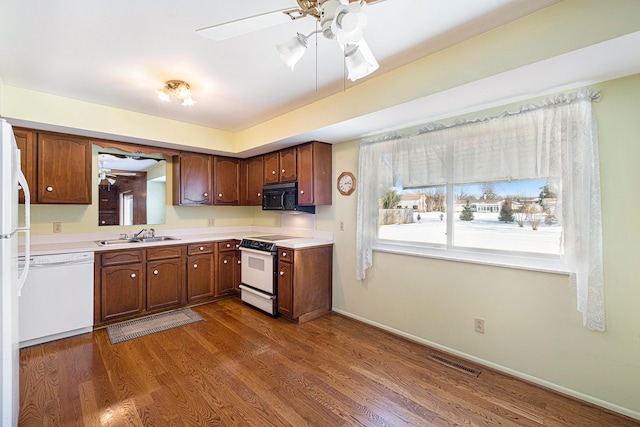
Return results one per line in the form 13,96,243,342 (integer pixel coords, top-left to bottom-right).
337,171,356,196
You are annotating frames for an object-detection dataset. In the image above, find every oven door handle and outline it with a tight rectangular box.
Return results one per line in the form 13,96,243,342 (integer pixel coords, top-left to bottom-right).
239,247,277,256
239,285,276,300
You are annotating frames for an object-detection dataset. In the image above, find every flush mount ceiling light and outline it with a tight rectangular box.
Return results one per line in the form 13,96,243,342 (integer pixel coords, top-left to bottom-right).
156,80,196,106
197,0,383,82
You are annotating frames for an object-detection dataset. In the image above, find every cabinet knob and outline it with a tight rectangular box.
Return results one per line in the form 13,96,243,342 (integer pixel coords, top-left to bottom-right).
281,169,285,173
226,243,231,248
223,260,228,264
257,192,261,197
153,270,159,275
282,251,287,257
199,246,204,251
101,220,105,224
237,260,241,264
300,190,305,195
46,186,53,192
193,263,198,269
130,273,136,278
280,271,284,276
203,192,208,197
271,170,276,175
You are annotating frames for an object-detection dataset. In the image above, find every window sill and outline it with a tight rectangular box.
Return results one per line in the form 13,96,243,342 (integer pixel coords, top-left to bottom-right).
373,240,570,275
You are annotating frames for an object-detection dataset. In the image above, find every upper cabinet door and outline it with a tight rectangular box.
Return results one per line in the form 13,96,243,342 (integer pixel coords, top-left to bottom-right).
173,152,213,205
243,156,263,206
279,147,297,183
37,133,92,204
263,152,279,185
213,156,239,205
297,141,332,206
13,128,36,204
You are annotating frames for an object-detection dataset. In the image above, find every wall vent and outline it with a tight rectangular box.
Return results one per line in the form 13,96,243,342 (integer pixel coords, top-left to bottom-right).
429,354,481,377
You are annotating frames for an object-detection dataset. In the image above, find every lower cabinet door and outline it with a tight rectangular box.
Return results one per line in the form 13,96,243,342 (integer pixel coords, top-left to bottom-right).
277,262,293,319
147,258,182,311
101,263,144,322
187,253,215,302
217,252,236,296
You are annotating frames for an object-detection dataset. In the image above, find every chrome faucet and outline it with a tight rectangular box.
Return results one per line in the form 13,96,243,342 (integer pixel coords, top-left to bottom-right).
133,228,147,239
148,228,155,238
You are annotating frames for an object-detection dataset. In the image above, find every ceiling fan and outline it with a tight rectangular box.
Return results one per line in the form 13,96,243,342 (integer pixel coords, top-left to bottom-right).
197,0,387,81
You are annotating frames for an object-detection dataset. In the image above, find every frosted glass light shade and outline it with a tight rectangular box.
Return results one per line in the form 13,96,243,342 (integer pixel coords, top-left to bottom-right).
344,38,379,81
276,33,308,71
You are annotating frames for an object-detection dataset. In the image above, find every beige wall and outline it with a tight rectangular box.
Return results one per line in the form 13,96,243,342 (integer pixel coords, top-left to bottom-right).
331,74,640,418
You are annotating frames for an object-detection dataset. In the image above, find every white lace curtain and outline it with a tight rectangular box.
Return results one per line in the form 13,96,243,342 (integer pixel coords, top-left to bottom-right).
356,88,604,331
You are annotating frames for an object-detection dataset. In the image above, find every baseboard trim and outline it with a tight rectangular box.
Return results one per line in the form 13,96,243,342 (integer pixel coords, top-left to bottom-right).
331,308,640,422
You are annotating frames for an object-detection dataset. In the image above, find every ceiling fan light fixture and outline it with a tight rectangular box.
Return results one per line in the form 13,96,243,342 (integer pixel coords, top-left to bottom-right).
332,2,367,45
157,80,196,106
344,38,379,81
276,32,309,71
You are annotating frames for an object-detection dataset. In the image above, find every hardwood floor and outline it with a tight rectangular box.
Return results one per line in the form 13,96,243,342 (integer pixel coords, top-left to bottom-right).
19,298,639,426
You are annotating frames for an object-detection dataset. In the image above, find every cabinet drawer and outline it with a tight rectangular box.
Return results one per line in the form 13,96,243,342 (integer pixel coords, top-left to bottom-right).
101,250,144,266
147,245,183,261
187,243,214,255
278,248,294,263
217,240,238,252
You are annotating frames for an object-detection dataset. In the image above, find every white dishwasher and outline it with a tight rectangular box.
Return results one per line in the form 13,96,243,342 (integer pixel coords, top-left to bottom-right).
19,251,94,348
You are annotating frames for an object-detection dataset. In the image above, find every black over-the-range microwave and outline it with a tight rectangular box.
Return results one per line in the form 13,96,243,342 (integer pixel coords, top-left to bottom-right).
262,182,316,214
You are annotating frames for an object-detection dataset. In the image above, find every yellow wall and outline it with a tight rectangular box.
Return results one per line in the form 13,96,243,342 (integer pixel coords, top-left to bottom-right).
331,74,640,418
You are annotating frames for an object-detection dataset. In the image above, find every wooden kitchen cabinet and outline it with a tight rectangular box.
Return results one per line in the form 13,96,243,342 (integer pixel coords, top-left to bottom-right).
217,240,240,296
146,246,184,312
98,250,145,323
173,152,213,205
13,128,36,204
242,156,264,206
36,132,92,204
297,141,332,206
95,246,186,326
213,156,240,205
277,244,333,323
264,147,297,184
186,243,215,302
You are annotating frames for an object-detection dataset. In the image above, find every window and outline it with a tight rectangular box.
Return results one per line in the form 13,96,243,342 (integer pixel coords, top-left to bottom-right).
378,180,562,256
356,89,604,330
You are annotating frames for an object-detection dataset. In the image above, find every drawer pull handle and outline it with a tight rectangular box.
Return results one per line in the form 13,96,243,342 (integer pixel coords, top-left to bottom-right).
226,243,231,248
280,271,284,276
199,246,204,251
271,170,276,175
203,192,208,197
281,169,285,173
46,186,53,192
218,193,223,197
153,270,159,275
237,260,241,264
193,263,198,269
257,192,261,197
282,252,287,257
223,260,228,264
300,190,305,195
130,273,136,278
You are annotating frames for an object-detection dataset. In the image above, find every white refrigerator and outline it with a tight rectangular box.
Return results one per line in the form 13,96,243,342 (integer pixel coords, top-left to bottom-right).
0,119,30,427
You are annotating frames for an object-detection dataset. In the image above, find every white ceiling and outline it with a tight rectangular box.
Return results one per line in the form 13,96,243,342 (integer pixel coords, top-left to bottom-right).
0,0,564,135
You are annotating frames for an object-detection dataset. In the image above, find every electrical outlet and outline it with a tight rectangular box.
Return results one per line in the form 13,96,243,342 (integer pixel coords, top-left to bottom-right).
474,317,485,334
53,222,62,233
339,221,344,231
208,218,215,226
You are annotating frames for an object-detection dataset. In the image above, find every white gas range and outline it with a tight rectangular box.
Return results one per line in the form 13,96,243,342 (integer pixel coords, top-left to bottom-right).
238,235,303,315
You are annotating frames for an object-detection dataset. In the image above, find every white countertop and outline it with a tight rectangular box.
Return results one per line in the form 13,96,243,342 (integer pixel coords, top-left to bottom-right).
27,227,334,256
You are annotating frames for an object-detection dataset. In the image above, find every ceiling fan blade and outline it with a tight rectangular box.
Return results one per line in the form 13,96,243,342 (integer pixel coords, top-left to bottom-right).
196,9,293,41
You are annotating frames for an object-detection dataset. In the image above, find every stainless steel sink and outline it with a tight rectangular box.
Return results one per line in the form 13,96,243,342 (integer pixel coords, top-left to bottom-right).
95,236,180,246
131,236,181,243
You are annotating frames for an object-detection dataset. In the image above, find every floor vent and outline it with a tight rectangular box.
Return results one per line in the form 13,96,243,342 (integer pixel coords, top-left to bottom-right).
429,354,482,377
